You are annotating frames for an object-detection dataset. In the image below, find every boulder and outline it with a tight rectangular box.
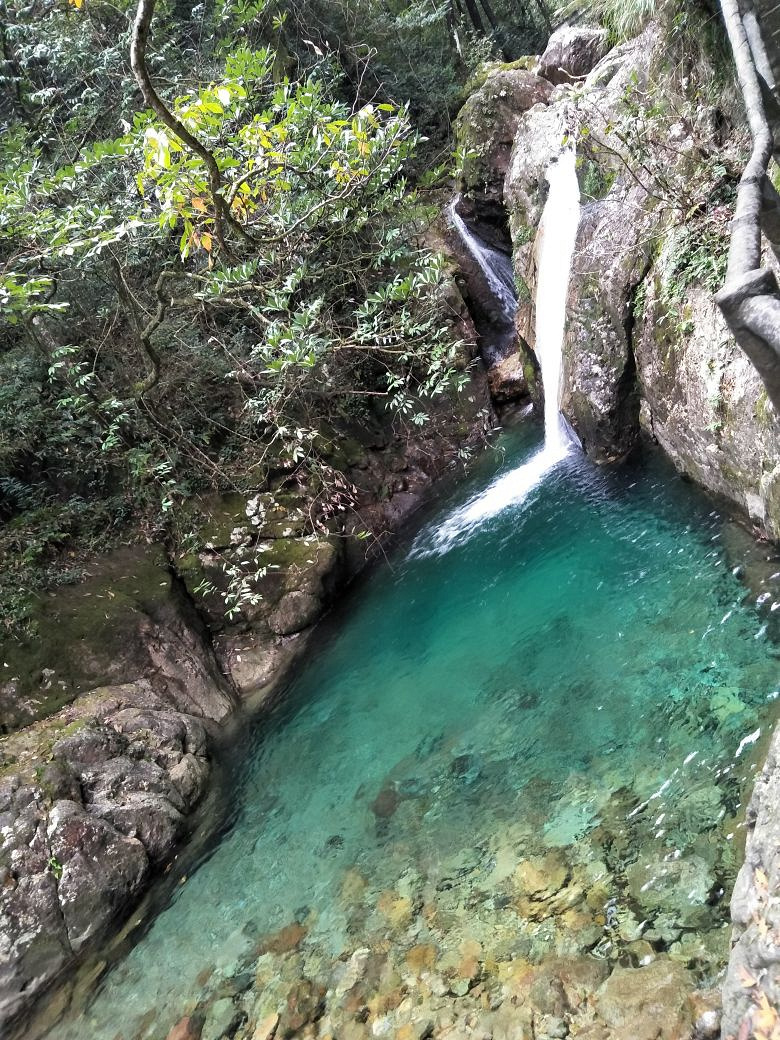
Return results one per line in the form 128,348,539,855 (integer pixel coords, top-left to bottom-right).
0,783,72,1024
487,353,530,403
457,67,553,206
635,265,780,540
47,800,149,952
560,182,661,460
595,958,694,1040
539,24,611,86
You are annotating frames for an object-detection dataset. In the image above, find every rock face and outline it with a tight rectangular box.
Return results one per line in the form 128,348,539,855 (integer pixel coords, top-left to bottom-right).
0,680,217,1025
636,267,780,538
721,725,780,1038
560,183,659,460
0,546,233,1024
456,66,554,215
538,24,610,85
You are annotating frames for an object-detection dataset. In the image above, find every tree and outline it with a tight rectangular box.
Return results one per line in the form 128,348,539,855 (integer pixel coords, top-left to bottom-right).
715,0,780,411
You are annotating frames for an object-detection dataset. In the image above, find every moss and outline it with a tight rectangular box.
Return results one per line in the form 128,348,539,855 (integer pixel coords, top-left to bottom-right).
513,224,534,248
755,389,772,428
0,545,173,734
462,56,538,97
577,159,617,202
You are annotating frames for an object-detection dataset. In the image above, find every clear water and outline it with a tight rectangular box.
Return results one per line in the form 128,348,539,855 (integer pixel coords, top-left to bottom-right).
44,427,779,1040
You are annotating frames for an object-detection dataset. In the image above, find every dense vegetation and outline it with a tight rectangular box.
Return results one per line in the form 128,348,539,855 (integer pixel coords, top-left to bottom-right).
0,0,554,629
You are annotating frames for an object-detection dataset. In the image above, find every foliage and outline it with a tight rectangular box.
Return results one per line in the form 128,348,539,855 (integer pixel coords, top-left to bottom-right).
555,0,728,56
0,0,504,627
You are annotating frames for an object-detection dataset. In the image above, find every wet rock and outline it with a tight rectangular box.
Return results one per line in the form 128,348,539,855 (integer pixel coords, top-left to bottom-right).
596,958,693,1039
626,853,714,929
513,850,574,919
169,753,210,806
48,799,149,952
535,1014,568,1039
371,786,401,819
252,1012,280,1040
405,944,438,974
279,978,325,1036
332,947,370,997
539,24,610,85
167,1016,202,1040
202,996,241,1040
376,890,414,931
487,354,529,403
256,921,307,955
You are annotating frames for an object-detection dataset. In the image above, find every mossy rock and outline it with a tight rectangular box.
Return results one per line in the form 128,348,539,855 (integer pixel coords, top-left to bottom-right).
0,545,175,734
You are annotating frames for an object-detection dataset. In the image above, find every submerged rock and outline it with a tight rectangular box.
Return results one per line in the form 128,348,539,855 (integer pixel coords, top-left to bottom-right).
626,853,714,930
595,957,694,1039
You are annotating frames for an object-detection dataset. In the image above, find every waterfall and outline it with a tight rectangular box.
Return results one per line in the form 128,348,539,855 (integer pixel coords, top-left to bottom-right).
411,151,581,558
534,149,580,454
447,202,517,325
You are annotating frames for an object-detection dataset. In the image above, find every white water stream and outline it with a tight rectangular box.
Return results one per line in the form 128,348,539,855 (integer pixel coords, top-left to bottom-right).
447,202,518,324
413,151,581,557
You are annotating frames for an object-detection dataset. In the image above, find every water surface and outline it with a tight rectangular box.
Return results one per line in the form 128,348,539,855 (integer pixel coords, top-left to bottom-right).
47,426,779,1039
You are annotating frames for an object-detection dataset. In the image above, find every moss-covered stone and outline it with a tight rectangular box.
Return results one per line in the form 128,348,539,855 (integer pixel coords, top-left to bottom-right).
456,69,553,202
0,546,176,733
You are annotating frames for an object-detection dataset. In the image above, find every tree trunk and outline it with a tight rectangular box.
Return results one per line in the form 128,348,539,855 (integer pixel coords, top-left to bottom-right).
461,0,486,34
715,0,780,411
477,0,510,58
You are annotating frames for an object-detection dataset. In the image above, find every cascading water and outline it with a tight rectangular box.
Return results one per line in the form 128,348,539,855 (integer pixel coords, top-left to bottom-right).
413,150,581,557
447,202,517,325
534,149,581,455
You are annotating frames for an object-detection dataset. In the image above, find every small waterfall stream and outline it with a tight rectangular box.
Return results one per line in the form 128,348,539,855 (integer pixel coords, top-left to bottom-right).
447,202,518,325
413,151,581,557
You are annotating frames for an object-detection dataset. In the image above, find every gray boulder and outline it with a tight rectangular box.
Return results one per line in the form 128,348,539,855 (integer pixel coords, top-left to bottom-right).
539,24,610,86
48,800,149,952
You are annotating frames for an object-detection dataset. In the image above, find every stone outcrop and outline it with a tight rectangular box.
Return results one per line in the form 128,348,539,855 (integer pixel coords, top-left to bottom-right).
560,182,659,461
636,262,780,537
0,670,224,1023
456,65,553,218
0,544,235,1024
538,23,610,86
721,725,780,1038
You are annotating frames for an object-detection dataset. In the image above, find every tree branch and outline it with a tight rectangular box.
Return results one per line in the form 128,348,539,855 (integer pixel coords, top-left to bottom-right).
130,0,251,256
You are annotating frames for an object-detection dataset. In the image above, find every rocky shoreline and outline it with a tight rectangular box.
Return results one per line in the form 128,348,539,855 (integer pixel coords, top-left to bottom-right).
0,315,499,1035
